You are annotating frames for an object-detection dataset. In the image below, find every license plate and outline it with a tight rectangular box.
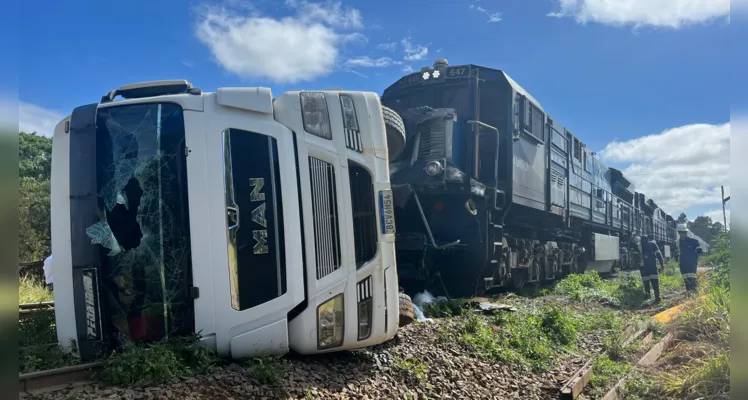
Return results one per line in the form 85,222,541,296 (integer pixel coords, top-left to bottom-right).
379,189,396,235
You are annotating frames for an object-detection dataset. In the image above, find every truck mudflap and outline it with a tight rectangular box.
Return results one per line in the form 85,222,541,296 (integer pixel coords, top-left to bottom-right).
68,103,106,360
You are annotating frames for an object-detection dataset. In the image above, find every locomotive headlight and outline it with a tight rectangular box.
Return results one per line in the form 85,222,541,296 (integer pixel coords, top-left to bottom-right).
317,294,344,350
422,71,430,80
300,92,332,139
425,160,443,176
432,70,441,78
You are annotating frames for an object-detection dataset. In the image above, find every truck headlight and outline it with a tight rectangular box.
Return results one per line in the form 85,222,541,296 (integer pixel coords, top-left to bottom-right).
339,95,359,131
300,92,332,139
317,294,344,350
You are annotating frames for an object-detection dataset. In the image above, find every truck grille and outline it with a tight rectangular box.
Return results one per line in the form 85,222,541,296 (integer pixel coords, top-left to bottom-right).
309,157,342,279
345,128,363,153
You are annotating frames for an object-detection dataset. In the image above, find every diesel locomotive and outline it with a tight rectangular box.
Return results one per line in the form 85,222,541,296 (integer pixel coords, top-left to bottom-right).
380,59,704,298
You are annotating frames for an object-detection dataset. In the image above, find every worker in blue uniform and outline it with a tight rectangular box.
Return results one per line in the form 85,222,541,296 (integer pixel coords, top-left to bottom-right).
640,234,665,304
676,224,703,292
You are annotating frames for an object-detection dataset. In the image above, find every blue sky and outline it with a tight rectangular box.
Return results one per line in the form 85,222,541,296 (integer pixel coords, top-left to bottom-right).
13,0,731,226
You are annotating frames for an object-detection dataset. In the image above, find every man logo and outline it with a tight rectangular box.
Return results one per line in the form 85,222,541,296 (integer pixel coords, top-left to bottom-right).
249,178,268,254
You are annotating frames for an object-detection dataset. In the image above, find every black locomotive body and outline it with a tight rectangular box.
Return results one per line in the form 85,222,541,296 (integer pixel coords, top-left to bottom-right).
381,59,680,297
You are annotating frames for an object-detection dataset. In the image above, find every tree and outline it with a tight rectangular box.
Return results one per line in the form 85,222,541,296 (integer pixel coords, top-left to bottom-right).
677,213,688,224
687,216,713,242
19,132,52,181
18,132,53,262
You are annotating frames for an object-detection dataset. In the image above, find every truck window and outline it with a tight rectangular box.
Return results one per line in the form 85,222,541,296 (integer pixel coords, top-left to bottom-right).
348,161,377,267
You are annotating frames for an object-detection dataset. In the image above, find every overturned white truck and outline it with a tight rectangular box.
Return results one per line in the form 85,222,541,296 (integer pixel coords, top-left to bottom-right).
50,80,407,360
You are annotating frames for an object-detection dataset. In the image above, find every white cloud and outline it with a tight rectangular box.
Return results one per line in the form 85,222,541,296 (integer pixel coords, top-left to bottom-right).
377,42,397,51
194,1,365,83
600,122,730,215
705,208,730,227
402,65,414,73
289,0,363,29
401,38,428,61
547,0,730,29
470,3,502,23
19,102,64,137
344,56,400,68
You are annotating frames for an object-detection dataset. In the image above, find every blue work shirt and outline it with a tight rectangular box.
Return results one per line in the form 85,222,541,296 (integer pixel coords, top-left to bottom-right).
677,237,703,269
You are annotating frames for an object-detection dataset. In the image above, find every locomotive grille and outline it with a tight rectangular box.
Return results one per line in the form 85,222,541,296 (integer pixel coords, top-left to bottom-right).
309,157,342,279
345,128,363,153
416,119,446,161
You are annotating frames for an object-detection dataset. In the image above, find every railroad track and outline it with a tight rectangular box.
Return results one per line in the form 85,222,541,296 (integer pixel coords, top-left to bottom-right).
19,301,55,315
19,361,104,395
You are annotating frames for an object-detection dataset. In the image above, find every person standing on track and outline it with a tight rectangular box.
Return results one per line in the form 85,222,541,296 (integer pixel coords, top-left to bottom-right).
676,224,703,292
640,234,665,304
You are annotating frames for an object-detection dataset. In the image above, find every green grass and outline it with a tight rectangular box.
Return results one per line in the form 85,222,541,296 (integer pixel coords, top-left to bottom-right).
620,235,731,400
100,334,221,387
422,299,466,318
18,275,53,304
661,350,729,400
554,270,647,308
247,356,291,385
589,354,631,396
455,303,589,371
392,354,429,383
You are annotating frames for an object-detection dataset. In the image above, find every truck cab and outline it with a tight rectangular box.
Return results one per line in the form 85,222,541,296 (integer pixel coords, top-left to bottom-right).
50,80,401,360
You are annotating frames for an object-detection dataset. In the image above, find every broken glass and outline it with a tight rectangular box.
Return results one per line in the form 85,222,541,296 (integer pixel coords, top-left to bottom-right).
88,102,193,346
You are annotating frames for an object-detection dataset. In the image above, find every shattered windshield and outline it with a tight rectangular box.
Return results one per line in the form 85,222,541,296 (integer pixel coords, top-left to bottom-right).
88,102,193,345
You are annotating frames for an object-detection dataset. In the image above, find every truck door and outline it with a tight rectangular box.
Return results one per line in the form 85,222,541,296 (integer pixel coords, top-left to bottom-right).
191,94,304,358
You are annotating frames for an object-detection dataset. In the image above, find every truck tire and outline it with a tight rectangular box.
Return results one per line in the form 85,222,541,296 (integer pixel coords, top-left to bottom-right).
398,292,414,327
382,105,406,161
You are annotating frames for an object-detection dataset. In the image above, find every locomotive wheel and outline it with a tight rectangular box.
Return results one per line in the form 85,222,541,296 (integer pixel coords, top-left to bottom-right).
510,269,527,290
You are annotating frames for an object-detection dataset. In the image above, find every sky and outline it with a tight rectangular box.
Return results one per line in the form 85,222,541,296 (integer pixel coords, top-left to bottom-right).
12,0,731,225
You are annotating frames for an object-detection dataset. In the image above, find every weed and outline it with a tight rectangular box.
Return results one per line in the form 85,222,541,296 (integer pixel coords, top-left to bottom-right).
577,310,624,332
392,355,429,383
422,299,465,318
167,333,220,374
99,334,221,387
613,273,648,309
18,275,53,304
661,350,729,400
538,304,578,346
620,370,657,399
18,309,56,348
704,232,730,290
19,344,79,374
677,284,730,345
601,330,630,361
100,342,187,387
554,271,617,305
247,356,290,385
589,354,631,395
457,312,554,371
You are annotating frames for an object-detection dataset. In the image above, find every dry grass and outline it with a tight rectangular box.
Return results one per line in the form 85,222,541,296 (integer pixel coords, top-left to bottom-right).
19,275,53,304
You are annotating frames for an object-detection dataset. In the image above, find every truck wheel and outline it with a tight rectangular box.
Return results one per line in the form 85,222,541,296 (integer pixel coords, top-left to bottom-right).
398,292,414,327
382,105,406,161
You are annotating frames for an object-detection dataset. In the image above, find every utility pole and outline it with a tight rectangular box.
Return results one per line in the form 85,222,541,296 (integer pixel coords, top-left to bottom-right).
721,185,729,231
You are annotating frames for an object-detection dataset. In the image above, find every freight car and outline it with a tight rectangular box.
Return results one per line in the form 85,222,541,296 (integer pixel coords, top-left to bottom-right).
380,59,693,297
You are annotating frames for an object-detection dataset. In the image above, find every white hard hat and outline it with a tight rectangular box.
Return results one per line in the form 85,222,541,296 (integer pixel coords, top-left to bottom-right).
676,224,688,232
